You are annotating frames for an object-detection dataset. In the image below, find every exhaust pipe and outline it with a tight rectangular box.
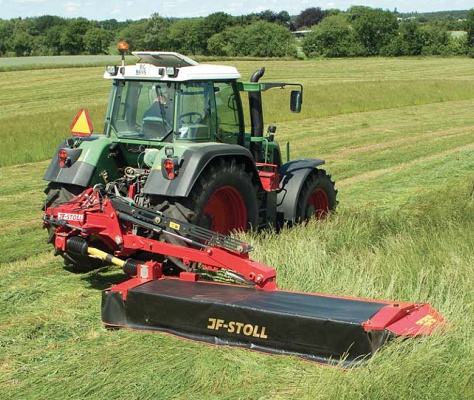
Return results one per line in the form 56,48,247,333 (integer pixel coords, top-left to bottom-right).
249,68,265,163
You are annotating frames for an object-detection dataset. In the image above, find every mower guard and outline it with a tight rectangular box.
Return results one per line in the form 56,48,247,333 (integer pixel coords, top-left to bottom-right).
102,278,442,366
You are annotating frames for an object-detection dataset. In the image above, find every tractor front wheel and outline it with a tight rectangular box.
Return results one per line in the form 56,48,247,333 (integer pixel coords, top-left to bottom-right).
295,169,337,222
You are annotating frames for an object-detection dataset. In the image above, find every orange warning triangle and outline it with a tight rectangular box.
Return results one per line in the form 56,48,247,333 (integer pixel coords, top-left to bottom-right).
70,109,94,137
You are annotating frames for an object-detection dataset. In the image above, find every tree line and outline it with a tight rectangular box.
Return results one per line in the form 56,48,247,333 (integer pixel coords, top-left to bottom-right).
302,7,474,57
1,7,473,58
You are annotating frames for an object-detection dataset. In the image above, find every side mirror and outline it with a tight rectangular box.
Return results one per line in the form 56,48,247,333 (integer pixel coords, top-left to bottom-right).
290,90,302,113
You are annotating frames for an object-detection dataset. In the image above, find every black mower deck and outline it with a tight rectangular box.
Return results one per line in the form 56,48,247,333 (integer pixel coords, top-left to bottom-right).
102,279,395,365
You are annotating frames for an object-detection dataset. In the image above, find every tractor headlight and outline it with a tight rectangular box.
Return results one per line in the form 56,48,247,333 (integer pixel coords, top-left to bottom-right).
166,67,178,77
106,65,118,76
165,146,174,157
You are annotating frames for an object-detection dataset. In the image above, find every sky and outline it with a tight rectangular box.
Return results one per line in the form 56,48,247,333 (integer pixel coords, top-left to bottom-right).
1,0,472,21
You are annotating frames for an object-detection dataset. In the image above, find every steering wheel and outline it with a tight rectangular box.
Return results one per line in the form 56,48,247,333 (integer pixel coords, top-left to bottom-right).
142,116,172,128
178,112,203,125
141,116,172,138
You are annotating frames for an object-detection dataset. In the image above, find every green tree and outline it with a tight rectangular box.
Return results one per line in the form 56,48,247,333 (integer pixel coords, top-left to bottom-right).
249,21,297,57
36,25,64,55
31,15,67,54
100,19,120,31
302,14,364,57
258,9,279,23
142,13,172,51
10,19,35,56
466,9,474,56
207,26,245,56
11,29,34,56
399,21,424,55
84,28,112,54
442,34,467,56
277,11,291,27
60,18,91,54
211,21,297,58
201,12,234,54
420,22,450,55
34,15,65,34
0,20,14,55
257,9,291,25
117,19,149,51
168,18,206,55
381,20,424,56
202,11,234,35
295,7,326,29
348,6,398,55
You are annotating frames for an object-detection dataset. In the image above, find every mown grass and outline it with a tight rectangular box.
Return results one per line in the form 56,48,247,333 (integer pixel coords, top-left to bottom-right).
0,57,473,399
0,55,135,72
2,57,474,167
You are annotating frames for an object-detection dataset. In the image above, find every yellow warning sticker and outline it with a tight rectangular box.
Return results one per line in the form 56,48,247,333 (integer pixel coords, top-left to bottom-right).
415,315,438,327
169,222,180,230
70,109,94,137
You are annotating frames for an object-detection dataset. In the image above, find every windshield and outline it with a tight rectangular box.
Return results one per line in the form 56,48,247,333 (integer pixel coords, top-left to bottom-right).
110,81,175,141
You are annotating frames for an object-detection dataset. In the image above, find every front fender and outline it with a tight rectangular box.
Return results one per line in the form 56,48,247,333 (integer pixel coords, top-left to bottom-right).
277,159,325,222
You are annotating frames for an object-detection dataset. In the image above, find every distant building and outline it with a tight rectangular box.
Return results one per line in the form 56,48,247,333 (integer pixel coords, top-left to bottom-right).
293,30,312,38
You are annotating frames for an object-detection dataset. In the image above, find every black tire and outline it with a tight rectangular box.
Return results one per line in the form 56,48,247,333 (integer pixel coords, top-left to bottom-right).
295,169,337,222
43,182,106,272
159,157,259,234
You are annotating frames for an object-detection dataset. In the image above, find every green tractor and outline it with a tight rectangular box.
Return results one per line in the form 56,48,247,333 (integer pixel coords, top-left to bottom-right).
43,44,337,271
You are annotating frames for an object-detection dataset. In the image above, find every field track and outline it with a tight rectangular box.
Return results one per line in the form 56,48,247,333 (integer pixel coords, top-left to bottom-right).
338,143,474,187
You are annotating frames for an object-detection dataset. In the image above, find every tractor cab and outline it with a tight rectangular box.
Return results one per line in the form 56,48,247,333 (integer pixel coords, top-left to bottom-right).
104,51,245,146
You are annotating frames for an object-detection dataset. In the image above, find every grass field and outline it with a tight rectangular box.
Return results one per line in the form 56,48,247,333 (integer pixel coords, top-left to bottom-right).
0,57,473,399
0,55,134,72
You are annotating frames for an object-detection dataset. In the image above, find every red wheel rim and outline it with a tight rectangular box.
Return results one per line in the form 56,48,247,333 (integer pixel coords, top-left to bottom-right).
203,186,247,234
307,188,329,219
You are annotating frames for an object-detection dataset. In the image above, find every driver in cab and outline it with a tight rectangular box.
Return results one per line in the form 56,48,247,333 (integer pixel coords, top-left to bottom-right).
141,90,173,139
144,93,172,122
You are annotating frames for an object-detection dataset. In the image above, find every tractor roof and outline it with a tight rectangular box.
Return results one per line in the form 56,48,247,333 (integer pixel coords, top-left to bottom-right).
104,51,242,82
133,51,199,67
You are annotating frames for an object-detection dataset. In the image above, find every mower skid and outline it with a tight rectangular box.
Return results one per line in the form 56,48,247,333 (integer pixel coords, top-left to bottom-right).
101,279,444,366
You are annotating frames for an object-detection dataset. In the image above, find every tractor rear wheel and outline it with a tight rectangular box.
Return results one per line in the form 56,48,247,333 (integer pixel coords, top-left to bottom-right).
151,158,258,274
168,158,259,234
43,183,106,272
295,169,337,222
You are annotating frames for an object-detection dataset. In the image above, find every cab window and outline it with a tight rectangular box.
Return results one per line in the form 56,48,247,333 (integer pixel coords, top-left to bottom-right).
214,82,243,145
175,82,214,141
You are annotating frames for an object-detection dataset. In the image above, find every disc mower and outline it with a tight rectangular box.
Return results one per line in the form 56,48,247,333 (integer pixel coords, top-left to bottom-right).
43,185,444,366
42,43,444,365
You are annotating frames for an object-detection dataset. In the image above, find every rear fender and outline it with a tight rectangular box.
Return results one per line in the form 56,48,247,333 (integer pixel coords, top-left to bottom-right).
142,144,261,197
43,136,115,187
277,159,325,222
